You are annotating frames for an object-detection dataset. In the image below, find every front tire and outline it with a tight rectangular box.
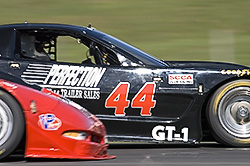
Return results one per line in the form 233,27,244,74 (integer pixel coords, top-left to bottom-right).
207,79,250,146
0,90,25,159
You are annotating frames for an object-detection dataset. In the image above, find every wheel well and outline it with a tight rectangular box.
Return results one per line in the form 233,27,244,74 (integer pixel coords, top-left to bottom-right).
200,77,250,141
0,88,26,155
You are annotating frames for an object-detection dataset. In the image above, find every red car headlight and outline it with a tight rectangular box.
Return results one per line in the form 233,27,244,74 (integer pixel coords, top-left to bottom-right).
62,131,88,140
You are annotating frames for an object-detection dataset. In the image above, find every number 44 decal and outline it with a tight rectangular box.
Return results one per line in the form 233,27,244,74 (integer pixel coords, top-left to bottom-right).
105,82,156,116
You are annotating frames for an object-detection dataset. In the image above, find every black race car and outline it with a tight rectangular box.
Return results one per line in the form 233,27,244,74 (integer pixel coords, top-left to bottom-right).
1,23,250,147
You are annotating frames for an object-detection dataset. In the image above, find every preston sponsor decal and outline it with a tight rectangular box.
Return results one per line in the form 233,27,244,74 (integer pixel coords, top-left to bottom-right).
21,64,106,99
38,114,62,130
168,74,193,84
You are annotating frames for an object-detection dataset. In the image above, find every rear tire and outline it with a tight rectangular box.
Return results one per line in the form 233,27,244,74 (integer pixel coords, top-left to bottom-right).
207,79,250,146
0,90,25,159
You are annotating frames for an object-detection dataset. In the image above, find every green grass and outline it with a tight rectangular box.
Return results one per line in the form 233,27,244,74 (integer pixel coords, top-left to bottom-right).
1,0,250,66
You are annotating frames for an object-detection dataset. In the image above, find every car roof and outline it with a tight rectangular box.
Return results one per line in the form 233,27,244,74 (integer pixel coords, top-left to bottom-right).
0,23,168,67
0,23,102,59
0,23,104,39
0,23,86,31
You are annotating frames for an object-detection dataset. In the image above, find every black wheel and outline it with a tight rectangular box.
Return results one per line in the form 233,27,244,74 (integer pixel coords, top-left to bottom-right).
0,90,25,159
207,79,250,146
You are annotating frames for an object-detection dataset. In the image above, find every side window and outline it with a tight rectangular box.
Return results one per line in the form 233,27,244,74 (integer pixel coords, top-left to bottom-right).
18,31,140,67
89,43,120,66
117,53,140,67
19,33,94,64
20,34,51,61
89,42,140,66
57,36,93,64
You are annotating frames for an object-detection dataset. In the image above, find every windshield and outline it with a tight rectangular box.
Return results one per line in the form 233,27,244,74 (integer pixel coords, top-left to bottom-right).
101,34,168,67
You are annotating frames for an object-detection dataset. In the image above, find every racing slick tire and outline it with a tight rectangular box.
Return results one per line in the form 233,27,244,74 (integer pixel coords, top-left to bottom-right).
207,79,250,146
0,90,25,159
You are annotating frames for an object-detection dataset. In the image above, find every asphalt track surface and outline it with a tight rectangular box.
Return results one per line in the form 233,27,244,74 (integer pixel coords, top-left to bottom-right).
2,143,250,166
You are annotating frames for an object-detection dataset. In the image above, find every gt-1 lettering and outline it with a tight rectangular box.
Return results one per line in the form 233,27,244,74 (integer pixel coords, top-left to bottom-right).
152,125,189,142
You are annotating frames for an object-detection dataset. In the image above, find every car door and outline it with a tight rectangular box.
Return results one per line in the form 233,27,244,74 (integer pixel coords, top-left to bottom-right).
9,28,200,142
95,65,200,141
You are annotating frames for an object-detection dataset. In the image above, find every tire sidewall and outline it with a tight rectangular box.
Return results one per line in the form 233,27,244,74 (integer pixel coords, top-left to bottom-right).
208,79,250,146
0,90,25,159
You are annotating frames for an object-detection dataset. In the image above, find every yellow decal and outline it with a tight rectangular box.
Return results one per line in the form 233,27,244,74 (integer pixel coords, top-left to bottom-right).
234,138,250,144
221,69,250,77
0,148,6,155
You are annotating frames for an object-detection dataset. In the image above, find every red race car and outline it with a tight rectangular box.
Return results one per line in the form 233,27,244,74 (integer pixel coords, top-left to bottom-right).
0,72,114,160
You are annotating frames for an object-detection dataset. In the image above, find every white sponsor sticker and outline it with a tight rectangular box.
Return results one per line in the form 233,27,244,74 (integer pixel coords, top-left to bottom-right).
21,64,106,99
43,65,106,87
168,74,193,84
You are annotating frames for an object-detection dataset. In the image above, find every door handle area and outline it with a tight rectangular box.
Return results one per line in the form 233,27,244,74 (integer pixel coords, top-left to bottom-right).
152,76,163,82
9,63,20,69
